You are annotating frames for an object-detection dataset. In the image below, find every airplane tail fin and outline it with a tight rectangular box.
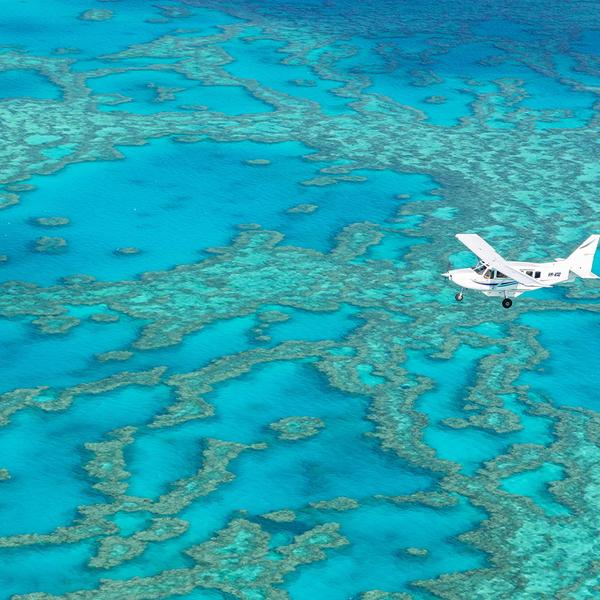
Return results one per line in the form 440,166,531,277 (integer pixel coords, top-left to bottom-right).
567,234,600,279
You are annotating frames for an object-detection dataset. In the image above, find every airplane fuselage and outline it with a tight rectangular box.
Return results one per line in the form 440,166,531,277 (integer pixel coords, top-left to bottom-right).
446,259,572,297
445,233,598,307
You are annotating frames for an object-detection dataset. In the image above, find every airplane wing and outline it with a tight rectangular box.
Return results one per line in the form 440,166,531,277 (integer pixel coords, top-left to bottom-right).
456,233,550,288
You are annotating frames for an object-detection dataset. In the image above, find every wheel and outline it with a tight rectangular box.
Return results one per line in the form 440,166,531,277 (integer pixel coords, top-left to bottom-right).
455,292,464,302
502,298,513,309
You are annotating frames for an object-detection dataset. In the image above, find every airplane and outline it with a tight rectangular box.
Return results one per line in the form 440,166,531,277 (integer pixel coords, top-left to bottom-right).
443,233,599,308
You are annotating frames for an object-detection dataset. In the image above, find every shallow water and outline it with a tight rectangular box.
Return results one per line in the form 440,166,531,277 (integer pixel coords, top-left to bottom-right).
1,0,600,598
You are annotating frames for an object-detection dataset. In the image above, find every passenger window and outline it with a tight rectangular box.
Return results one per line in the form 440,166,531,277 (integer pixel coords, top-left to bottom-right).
496,271,507,278
526,271,533,276
534,272,541,279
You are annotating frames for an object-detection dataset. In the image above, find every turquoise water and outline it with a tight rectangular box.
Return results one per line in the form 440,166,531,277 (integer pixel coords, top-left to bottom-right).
501,462,570,516
0,384,172,537
221,37,350,114
412,347,553,474
288,499,485,599
88,70,271,115
336,33,598,127
1,138,434,284
0,314,137,393
1,0,600,598
519,311,600,409
129,361,429,500
1,1,238,59
262,304,361,344
0,70,61,100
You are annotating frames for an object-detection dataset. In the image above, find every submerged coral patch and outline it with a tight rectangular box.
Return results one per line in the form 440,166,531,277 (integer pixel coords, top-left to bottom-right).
269,416,325,440
1,0,600,597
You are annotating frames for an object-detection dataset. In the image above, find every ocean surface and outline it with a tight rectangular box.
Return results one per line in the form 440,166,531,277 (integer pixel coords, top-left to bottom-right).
0,1,599,598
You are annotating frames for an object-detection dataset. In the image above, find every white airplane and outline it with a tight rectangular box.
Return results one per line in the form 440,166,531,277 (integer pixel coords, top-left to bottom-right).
443,233,599,308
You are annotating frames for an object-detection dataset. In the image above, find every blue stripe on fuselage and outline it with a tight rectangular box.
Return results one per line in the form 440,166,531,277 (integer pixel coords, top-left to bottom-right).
476,281,516,287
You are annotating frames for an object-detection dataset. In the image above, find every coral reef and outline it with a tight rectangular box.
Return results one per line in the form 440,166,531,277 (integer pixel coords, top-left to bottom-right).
286,203,319,214
114,247,141,256
95,350,134,362
261,510,297,522
244,158,271,166
31,216,70,227
17,519,348,599
78,9,113,21
33,236,67,253
2,0,600,597
309,496,359,511
269,416,325,440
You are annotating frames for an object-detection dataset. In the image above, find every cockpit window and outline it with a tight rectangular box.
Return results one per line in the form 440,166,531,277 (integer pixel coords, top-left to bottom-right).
483,269,493,279
474,262,487,275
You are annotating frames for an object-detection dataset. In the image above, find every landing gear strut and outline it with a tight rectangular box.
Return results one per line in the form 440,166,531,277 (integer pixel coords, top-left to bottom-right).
455,291,464,302
502,297,513,309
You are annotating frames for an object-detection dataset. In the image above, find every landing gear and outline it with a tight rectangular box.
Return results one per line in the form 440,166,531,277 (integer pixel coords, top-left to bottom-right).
502,297,513,309
455,291,464,302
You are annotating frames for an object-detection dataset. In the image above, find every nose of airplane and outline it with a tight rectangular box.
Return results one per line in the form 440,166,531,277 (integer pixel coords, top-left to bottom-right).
442,272,451,279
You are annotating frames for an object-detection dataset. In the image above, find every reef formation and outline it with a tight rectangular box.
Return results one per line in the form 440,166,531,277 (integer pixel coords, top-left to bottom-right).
1,0,600,598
